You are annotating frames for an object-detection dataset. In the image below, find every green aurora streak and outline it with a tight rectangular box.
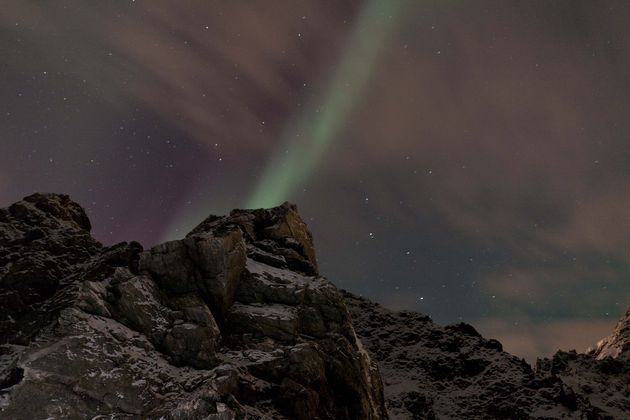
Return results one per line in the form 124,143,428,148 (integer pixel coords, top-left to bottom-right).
246,0,409,209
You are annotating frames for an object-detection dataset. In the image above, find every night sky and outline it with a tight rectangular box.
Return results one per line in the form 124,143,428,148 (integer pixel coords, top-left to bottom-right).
2,0,630,362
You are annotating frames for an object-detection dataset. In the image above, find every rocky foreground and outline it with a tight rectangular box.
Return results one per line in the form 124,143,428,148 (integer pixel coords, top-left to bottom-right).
0,193,628,419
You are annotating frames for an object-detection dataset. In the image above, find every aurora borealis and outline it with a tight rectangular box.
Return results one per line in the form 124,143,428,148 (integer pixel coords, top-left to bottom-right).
2,0,630,362
247,0,407,208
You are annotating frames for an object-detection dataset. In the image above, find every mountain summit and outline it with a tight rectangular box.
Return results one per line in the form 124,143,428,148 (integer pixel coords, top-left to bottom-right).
0,193,628,419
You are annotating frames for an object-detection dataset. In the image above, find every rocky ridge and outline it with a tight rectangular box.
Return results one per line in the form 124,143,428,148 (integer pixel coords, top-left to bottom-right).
345,293,630,419
0,193,628,419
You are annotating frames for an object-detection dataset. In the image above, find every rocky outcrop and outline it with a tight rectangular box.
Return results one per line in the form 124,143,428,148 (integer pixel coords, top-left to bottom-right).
0,194,386,419
1,193,628,419
345,292,630,420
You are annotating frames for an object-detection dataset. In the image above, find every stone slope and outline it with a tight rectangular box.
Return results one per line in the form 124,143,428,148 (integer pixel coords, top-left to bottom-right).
345,292,630,420
0,193,386,419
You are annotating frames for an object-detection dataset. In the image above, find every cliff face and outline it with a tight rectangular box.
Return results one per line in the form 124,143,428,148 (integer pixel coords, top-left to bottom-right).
0,193,386,419
0,193,628,420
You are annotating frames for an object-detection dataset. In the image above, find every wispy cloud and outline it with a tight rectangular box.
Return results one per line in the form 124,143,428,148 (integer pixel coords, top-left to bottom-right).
476,317,617,363
3,1,360,156
2,1,629,355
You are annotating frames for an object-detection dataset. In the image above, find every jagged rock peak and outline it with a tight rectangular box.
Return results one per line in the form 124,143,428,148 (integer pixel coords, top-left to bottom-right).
189,201,318,276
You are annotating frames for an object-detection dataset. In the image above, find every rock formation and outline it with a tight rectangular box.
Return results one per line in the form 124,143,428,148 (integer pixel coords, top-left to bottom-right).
0,193,628,419
0,193,385,419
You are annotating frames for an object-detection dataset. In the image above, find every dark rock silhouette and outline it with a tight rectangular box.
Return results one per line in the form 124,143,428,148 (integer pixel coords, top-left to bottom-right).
0,193,628,419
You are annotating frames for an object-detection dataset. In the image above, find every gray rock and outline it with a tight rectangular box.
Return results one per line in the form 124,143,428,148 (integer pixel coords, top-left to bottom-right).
108,273,171,343
190,202,318,276
227,302,299,343
139,230,246,319
235,259,309,305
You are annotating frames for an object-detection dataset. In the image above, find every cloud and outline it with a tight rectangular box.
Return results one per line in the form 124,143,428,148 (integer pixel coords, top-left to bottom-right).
0,173,5,204
322,1,630,258
7,1,630,255
2,0,629,355
307,2,630,343
481,261,630,310
476,317,618,364
2,0,361,157
0,0,366,240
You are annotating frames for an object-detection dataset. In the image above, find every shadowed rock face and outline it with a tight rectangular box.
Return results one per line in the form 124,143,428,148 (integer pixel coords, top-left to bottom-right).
1,193,628,420
0,194,386,419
